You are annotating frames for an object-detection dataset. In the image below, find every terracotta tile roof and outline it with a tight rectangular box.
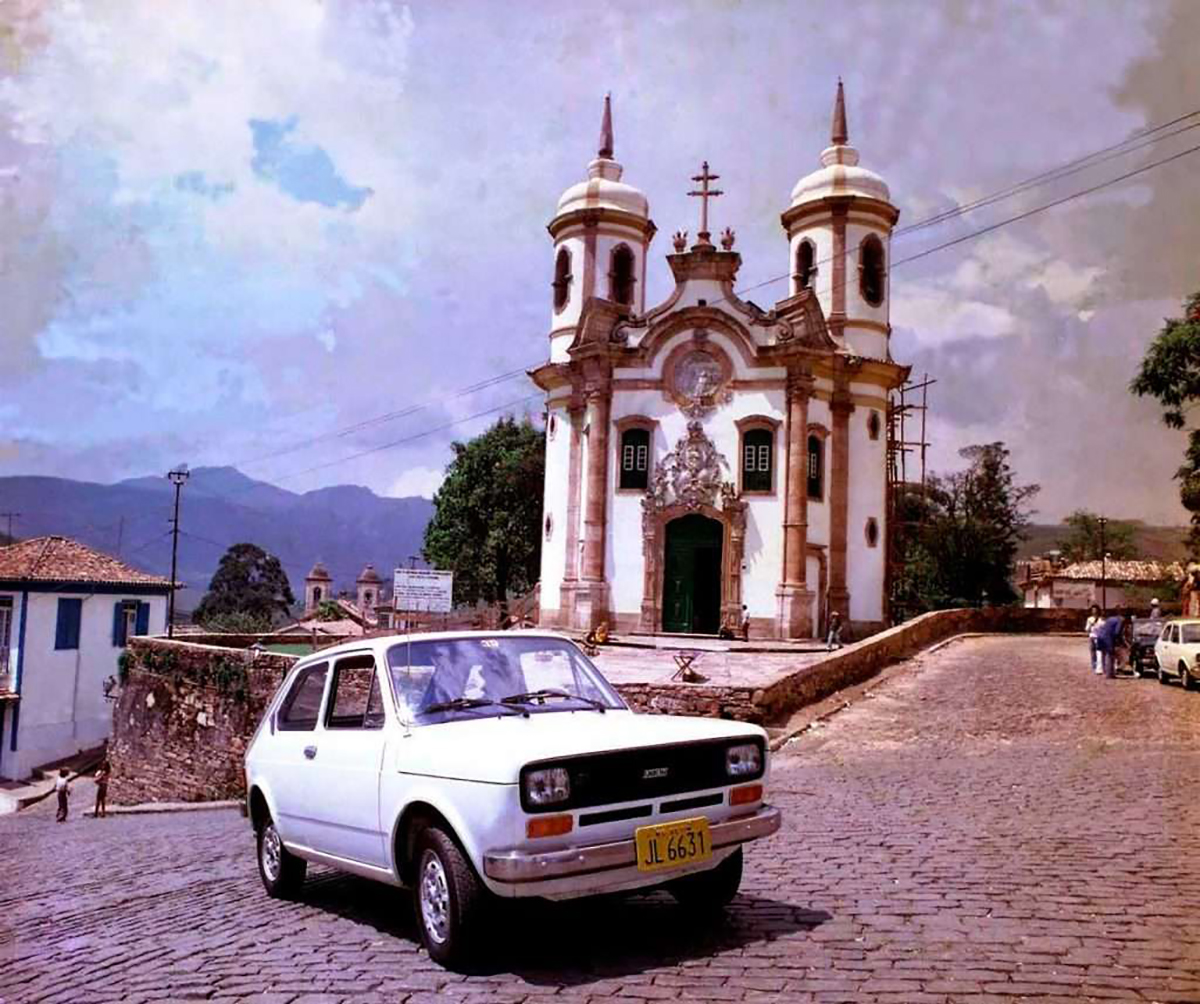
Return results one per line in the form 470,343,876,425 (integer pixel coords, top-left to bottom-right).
1056,560,1186,583
0,536,172,588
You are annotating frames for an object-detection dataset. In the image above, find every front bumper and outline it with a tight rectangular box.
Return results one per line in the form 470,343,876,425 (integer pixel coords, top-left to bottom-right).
482,805,782,884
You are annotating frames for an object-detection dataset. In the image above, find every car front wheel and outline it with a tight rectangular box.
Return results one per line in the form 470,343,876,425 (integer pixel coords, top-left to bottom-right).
413,826,487,970
669,846,743,912
257,816,306,898
1158,658,1169,684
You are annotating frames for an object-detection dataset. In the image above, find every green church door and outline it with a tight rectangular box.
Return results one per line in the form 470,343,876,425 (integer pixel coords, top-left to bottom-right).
662,514,723,634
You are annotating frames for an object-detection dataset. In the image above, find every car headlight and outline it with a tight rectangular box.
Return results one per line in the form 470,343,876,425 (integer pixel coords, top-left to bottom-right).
726,742,762,779
524,766,571,807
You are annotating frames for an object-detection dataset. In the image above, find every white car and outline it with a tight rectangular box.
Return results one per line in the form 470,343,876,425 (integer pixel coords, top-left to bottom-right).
1153,618,1200,690
244,631,781,968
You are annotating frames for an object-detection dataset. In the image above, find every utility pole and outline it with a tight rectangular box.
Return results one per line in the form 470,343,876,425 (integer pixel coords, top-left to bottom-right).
1098,515,1108,615
0,512,20,542
167,465,190,638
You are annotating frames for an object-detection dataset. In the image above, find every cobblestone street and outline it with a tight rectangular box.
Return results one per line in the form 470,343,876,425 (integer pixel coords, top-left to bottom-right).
2,634,1198,1004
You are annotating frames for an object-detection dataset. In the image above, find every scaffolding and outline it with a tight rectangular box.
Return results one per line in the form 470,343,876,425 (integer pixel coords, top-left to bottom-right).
886,374,935,624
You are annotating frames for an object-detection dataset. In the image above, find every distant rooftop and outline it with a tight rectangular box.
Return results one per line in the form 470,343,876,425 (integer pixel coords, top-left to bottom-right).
1055,560,1185,583
0,536,172,588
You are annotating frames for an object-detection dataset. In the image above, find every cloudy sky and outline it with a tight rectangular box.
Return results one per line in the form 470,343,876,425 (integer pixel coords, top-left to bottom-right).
1,0,1197,523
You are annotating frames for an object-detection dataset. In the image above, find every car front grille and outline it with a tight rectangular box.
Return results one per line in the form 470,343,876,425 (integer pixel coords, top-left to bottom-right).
521,737,763,813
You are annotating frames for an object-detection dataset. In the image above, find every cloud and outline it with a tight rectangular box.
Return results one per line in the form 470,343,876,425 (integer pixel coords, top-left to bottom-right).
250,117,371,210
387,465,445,500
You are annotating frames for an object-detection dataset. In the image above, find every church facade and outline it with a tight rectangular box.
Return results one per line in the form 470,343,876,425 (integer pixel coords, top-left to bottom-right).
532,85,909,640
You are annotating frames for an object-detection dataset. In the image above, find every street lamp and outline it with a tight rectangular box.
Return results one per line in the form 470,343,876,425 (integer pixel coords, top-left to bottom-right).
167,464,190,638
1097,516,1108,615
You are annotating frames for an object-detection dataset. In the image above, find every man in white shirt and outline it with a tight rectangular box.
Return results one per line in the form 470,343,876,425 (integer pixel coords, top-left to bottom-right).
54,768,71,823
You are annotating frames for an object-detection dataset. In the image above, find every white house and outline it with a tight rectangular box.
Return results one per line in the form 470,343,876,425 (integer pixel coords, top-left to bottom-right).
0,536,172,781
532,86,908,640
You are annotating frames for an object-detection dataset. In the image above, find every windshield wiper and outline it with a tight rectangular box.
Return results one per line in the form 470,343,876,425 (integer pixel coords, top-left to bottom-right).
500,688,606,713
422,697,527,717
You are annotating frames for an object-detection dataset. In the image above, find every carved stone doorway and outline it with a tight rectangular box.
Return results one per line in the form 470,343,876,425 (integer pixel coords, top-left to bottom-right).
662,514,723,634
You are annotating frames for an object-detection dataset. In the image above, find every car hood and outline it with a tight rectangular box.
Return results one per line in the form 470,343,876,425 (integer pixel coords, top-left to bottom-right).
391,709,765,784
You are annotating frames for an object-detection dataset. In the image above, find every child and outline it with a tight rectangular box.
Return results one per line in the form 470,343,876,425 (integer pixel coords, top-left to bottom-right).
55,768,71,823
93,760,110,819
1085,604,1102,674
826,611,844,651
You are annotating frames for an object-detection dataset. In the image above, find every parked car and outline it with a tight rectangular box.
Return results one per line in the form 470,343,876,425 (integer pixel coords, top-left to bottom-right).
1127,617,1165,677
1153,619,1200,690
244,631,781,968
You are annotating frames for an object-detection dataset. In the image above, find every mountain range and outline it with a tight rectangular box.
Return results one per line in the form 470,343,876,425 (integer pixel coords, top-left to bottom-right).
0,467,435,612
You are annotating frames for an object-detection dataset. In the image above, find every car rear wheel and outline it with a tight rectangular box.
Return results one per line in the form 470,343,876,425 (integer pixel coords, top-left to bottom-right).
669,846,743,912
1182,662,1198,691
413,826,488,970
257,816,307,898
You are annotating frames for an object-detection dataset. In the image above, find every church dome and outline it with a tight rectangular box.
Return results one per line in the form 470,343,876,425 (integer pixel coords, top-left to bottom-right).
306,561,332,581
553,94,649,222
356,563,381,584
789,80,892,210
555,158,649,219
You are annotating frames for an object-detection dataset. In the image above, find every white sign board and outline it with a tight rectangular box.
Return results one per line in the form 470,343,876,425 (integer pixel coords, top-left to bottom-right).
393,568,454,613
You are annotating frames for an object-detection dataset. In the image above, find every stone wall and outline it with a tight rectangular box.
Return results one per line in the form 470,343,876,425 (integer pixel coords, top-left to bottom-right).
108,639,296,805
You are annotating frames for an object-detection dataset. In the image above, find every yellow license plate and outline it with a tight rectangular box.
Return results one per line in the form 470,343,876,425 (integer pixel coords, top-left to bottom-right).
634,816,712,873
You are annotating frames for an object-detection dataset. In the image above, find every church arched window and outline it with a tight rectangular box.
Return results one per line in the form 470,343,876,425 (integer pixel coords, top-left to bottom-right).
867,410,882,441
859,235,885,307
312,587,322,603
618,427,650,490
610,244,635,307
807,434,824,500
742,428,774,494
553,247,572,312
795,239,816,291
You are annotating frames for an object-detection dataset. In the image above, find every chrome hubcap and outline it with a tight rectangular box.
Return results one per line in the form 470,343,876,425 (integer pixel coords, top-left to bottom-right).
261,824,282,882
419,853,451,945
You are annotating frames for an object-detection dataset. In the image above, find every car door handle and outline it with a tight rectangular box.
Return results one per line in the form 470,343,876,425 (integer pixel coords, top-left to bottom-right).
303,745,318,760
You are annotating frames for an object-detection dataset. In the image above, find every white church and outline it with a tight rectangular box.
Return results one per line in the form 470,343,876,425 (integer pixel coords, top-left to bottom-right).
532,84,909,640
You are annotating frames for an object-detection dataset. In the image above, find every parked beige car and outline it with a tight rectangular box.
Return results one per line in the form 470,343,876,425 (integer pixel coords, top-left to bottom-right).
1153,619,1200,690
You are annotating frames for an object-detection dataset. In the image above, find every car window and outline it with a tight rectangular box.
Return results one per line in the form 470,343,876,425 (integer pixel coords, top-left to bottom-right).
1160,624,1172,642
326,655,385,730
278,663,329,732
1182,625,1200,645
1172,625,1181,644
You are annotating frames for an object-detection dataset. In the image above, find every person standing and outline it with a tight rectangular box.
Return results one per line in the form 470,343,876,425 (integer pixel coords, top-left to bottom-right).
1085,604,1103,674
1094,614,1129,680
826,611,844,651
93,760,110,819
54,768,71,823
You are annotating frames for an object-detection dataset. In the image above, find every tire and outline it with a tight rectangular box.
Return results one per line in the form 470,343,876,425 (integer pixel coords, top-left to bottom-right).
413,826,488,970
1182,663,1198,692
257,816,307,898
1158,658,1169,684
669,846,743,912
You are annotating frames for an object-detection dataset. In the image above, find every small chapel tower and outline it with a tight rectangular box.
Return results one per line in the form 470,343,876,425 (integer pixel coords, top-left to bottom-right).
304,561,332,615
782,80,900,360
546,95,657,363
356,563,381,618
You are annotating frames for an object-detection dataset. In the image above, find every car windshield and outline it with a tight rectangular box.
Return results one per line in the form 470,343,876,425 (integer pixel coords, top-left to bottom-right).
386,636,625,724
1182,625,1200,644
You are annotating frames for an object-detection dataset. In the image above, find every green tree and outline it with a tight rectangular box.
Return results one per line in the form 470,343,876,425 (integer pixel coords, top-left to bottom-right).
193,542,296,630
1055,509,1137,563
1131,290,1200,557
892,442,1039,615
422,416,545,614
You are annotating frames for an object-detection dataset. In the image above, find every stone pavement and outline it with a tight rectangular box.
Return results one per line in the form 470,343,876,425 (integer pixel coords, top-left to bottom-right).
1,634,1198,1004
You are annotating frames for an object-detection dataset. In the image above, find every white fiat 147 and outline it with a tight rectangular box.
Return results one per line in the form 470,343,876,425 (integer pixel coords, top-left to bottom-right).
244,631,781,968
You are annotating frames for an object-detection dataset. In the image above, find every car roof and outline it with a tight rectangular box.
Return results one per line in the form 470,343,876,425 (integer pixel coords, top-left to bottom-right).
292,629,577,670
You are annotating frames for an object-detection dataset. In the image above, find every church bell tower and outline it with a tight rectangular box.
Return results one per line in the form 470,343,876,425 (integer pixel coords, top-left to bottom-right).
546,95,656,363
782,80,900,360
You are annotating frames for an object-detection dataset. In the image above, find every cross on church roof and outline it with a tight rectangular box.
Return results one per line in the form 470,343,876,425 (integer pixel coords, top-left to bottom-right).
688,161,723,248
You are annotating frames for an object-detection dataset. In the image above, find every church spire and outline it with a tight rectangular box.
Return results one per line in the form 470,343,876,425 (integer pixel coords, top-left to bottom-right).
598,92,614,159
831,78,848,146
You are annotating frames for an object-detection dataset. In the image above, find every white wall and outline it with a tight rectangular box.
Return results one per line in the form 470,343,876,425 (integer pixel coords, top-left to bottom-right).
846,393,888,624
4,591,167,781
538,402,572,619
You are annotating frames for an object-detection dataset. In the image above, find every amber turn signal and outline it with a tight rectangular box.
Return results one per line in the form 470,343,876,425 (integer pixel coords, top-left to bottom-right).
729,783,763,806
526,814,573,839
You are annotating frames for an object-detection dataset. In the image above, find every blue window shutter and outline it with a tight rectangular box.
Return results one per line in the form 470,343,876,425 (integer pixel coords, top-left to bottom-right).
55,599,81,651
112,602,126,647
135,602,150,636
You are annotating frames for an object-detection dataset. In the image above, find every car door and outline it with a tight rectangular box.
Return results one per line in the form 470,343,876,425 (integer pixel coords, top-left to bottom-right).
303,652,390,867
1162,624,1179,672
269,661,331,850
